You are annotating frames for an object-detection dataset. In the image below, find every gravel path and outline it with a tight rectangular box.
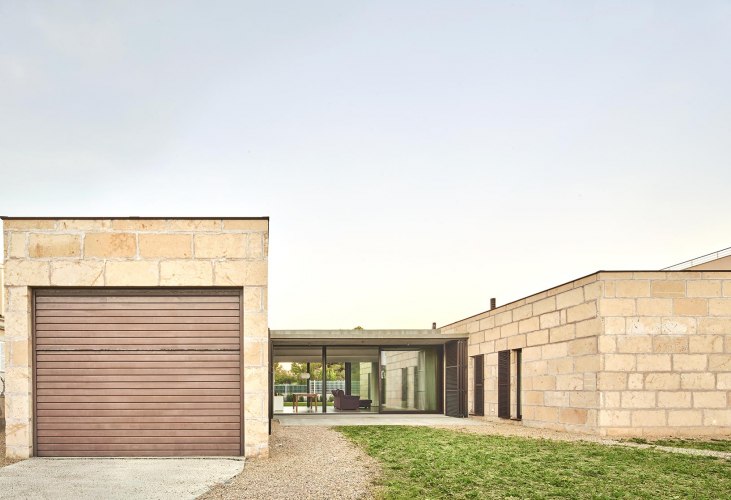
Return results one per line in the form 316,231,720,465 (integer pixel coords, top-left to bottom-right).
442,419,731,459
201,422,380,500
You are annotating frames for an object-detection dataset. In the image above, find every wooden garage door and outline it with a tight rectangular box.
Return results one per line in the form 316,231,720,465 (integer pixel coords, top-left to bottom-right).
34,289,242,457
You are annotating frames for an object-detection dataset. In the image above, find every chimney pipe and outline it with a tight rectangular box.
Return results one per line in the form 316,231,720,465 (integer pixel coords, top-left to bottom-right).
490,298,496,310
432,322,437,330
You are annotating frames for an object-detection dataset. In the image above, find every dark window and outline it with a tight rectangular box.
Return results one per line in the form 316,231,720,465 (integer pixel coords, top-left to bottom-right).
497,350,510,419
472,355,484,416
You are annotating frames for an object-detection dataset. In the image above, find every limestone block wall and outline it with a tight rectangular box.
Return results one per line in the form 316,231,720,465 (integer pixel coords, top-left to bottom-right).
598,271,731,438
2,218,269,459
443,275,603,434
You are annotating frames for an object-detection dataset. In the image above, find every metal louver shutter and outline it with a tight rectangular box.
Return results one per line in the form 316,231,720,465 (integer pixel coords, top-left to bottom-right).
497,350,510,419
445,340,467,417
34,289,242,457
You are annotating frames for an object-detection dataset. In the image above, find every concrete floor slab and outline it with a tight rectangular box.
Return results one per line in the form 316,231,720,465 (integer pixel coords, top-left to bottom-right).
277,414,481,426
0,458,244,500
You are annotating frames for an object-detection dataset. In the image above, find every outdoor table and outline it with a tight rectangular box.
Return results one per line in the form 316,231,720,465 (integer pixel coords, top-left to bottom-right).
292,393,319,413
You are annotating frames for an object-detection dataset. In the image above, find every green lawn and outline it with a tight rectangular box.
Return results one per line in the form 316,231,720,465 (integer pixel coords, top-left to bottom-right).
337,426,731,499
627,437,731,453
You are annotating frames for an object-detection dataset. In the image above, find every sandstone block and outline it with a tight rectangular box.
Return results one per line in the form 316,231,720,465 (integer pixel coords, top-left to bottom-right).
687,280,722,297
243,340,263,366
518,317,539,334
85,233,136,258
556,288,584,309
598,336,616,354
645,373,680,390
247,233,264,259
724,281,731,297
167,219,221,231
51,261,104,286
3,219,55,230
560,408,588,425
617,335,652,354
636,298,672,316
58,219,111,230
657,391,691,408
604,354,635,371
215,261,268,287
662,317,697,335
673,354,707,371
693,391,726,408
708,354,731,371
532,375,556,390
5,232,26,258
244,287,263,313
494,311,512,326
549,324,575,343
631,410,666,427
532,296,556,315
668,410,702,426
622,391,655,408
698,318,731,334
574,354,601,374
526,329,549,347
626,317,661,334
673,298,707,316
709,298,731,316
139,234,192,258
3,260,50,286
637,354,671,371
600,299,635,316
568,337,597,356
567,302,597,323
628,373,644,389
614,280,650,298
244,312,268,338
507,334,526,350
717,373,731,390
598,410,630,426
111,219,168,231
688,335,724,353
651,280,685,298
195,234,247,258
542,342,567,359
106,261,159,286
539,311,560,329
556,373,583,390
28,233,81,258
160,260,213,286
653,336,688,354
575,317,602,338
681,373,715,390
704,410,731,426
479,316,495,331
500,322,518,337
604,317,626,335
223,219,268,231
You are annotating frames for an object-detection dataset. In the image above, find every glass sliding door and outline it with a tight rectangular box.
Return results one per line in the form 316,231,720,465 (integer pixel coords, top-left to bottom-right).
380,347,440,412
326,347,379,412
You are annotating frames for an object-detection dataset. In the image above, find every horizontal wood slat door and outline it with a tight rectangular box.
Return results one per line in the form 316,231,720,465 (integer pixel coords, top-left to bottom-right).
34,289,242,457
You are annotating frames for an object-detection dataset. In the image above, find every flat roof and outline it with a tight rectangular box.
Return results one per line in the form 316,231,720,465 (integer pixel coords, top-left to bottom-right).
270,329,467,346
0,216,269,220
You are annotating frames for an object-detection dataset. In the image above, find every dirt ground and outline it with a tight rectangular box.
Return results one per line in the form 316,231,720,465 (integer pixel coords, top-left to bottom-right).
202,421,380,500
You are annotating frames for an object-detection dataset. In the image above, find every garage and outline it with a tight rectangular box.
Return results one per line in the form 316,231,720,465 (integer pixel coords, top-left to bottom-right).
33,288,243,457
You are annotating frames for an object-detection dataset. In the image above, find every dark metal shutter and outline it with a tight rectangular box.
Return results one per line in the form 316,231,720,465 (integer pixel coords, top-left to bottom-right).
445,340,467,418
34,289,242,457
473,355,484,416
497,350,510,419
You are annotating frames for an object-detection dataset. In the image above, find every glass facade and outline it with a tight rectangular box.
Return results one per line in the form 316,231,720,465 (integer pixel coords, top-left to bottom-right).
380,348,439,412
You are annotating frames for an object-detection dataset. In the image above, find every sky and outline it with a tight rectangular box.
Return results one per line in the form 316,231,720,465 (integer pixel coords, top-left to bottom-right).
1,1,730,329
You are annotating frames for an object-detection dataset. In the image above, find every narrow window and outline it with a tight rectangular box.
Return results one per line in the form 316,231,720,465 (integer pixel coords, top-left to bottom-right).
498,348,522,420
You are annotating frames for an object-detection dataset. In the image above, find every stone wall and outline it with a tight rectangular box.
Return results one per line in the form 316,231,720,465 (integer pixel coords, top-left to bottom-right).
2,218,269,459
444,271,731,437
598,271,731,437
443,275,602,434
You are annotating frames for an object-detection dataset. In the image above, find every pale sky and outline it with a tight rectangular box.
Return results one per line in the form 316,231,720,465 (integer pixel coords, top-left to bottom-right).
1,2,730,329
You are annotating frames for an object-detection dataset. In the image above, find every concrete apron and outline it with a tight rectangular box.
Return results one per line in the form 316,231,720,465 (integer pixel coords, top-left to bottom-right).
0,457,244,500
277,414,483,426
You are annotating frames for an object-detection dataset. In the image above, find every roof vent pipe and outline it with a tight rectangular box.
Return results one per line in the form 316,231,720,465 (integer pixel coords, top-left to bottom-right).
490,298,497,310
432,322,437,330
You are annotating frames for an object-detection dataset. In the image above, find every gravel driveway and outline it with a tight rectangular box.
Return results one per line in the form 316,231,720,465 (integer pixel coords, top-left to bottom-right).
202,421,380,500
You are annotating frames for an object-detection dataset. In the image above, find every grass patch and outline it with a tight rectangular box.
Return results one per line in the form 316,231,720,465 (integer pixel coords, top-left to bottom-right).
628,437,731,453
337,426,731,499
